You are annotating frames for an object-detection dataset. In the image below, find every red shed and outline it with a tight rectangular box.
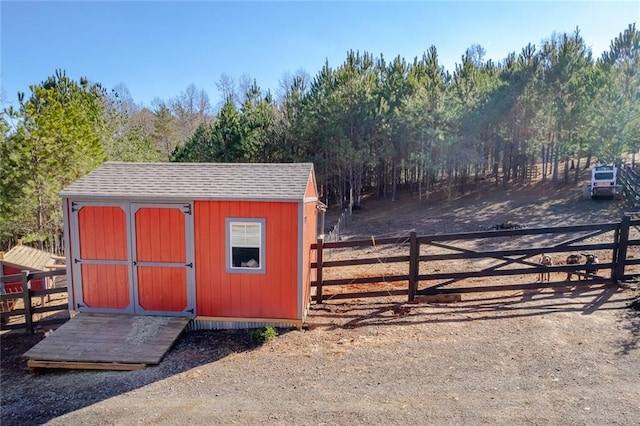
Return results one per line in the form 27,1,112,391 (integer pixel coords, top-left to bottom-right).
1,242,55,293
60,162,320,329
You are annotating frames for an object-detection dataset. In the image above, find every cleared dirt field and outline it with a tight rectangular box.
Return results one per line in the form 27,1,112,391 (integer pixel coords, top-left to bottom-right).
2,176,639,425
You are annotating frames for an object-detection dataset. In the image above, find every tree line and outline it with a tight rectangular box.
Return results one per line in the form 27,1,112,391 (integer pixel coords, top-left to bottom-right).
1,24,638,251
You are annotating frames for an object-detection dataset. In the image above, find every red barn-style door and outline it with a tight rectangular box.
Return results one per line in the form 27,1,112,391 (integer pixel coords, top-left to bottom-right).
71,204,133,312
131,204,195,316
71,203,195,316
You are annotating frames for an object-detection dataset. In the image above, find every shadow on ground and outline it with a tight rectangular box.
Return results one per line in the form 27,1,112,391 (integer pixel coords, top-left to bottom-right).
0,328,276,426
620,296,640,355
307,285,636,332
308,285,639,357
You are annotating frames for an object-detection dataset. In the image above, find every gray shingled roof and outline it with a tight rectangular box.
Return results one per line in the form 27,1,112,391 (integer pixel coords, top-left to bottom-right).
60,162,314,201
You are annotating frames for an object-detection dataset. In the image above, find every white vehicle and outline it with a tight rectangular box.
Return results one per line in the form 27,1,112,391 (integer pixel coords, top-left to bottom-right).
588,164,622,198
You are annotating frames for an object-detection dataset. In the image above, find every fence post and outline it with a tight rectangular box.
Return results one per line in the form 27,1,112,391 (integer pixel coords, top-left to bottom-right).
408,232,419,301
614,215,630,283
21,270,34,333
315,238,324,304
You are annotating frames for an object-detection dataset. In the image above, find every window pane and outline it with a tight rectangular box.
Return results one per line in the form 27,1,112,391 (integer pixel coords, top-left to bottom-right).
231,222,261,247
232,247,260,268
245,224,261,246
231,223,245,246
231,233,245,246
228,220,264,271
245,234,261,246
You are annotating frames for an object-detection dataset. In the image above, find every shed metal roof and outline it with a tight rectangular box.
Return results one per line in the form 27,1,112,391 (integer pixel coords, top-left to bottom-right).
60,162,315,201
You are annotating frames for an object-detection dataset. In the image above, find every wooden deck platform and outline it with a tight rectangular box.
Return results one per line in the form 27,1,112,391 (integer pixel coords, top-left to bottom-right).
23,313,190,370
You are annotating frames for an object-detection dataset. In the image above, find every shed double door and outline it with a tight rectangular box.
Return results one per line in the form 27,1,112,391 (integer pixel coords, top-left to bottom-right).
71,203,195,316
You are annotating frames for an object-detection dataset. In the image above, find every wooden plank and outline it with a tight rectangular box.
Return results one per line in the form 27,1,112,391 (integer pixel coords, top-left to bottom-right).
23,313,190,367
28,269,66,280
311,236,410,250
315,238,323,303
0,273,23,283
31,286,68,297
418,281,609,295
27,360,146,371
615,215,631,281
21,271,33,333
408,231,419,301
0,293,22,303
312,274,409,287
311,255,409,268
418,243,616,262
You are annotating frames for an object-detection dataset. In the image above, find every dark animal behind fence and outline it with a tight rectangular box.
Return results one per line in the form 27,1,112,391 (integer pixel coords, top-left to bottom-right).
566,254,581,280
583,253,600,279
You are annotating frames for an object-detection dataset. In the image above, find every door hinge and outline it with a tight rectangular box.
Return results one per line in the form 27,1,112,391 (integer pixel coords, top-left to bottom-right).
74,258,81,264
71,202,79,212
186,262,193,268
185,308,194,314
76,303,85,309
183,204,192,215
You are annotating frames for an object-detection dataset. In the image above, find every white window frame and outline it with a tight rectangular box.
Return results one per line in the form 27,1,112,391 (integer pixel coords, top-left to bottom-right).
225,218,266,274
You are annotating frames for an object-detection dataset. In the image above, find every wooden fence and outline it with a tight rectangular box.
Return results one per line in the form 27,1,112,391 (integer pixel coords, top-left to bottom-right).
312,216,640,303
0,269,68,333
618,164,640,208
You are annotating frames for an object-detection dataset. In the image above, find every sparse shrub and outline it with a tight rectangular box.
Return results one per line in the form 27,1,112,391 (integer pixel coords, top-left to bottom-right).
251,326,277,344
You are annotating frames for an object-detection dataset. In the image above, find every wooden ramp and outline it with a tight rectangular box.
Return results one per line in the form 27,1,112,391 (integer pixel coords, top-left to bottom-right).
23,313,190,371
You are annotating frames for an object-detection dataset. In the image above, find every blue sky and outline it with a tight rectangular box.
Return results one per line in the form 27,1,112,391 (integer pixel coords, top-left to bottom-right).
1,1,638,110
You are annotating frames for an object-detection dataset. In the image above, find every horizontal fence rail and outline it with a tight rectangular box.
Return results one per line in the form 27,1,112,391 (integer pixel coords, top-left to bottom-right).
1,269,68,333
311,216,640,303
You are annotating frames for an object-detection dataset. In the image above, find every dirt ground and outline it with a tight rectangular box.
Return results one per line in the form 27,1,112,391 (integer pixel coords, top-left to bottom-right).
2,174,640,425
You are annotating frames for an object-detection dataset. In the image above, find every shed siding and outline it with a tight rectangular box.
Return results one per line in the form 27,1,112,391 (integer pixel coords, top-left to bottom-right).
302,201,317,315
77,206,130,309
194,200,299,319
305,172,318,199
300,172,318,317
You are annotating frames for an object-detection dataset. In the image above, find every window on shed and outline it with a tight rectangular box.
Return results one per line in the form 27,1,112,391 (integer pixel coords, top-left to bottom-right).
226,219,265,273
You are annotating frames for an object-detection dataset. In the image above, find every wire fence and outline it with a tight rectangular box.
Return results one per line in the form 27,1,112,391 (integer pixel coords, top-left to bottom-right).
325,206,352,243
